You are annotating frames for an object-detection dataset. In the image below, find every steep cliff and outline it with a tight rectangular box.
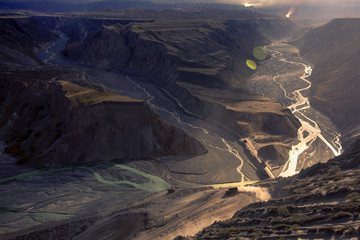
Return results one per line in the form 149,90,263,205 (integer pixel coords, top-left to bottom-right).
181,83,300,168
65,19,265,119
253,18,302,40
293,18,360,146
66,19,269,89
0,16,207,167
0,70,206,167
0,17,57,68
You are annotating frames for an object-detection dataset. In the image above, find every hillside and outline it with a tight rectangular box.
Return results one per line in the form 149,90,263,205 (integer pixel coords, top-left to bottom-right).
186,139,360,239
66,19,268,89
293,18,360,146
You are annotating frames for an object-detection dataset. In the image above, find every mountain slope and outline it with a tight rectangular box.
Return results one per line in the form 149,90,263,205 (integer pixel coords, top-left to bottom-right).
186,139,360,239
293,18,360,146
0,17,56,68
66,19,268,89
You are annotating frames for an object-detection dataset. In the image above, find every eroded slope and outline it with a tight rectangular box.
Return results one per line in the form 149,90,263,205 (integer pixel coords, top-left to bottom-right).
294,18,360,146
0,70,205,167
186,139,360,239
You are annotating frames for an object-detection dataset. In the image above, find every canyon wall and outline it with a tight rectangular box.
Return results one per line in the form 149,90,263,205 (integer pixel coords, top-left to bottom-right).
0,70,206,167
65,18,301,166
0,18,206,167
294,18,360,146
0,16,302,171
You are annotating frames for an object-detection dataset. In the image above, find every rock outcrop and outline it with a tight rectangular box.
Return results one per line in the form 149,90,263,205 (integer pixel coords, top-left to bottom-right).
33,16,144,44
253,18,302,40
178,82,300,169
0,70,206,167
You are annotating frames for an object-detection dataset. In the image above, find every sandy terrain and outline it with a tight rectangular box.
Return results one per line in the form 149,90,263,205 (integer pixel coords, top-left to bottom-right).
133,185,269,239
0,145,269,240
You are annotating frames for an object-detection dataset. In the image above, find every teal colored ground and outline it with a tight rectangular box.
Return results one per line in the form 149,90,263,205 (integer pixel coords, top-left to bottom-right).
0,162,170,193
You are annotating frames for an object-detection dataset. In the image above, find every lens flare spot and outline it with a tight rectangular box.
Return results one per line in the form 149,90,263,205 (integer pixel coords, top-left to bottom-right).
286,7,295,18
253,46,267,60
246,59,257,70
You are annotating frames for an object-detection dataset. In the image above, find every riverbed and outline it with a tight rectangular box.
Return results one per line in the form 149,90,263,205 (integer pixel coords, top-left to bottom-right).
247,42,342,176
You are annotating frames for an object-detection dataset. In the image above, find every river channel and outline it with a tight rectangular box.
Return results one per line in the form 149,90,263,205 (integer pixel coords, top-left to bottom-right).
248,42,343,177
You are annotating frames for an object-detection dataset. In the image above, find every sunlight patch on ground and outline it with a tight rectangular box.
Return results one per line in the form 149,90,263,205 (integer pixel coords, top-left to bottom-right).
208,181,258,189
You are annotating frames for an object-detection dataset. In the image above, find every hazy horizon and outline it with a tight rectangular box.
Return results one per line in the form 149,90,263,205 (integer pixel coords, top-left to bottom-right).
4,0,360,18
8,0,360,7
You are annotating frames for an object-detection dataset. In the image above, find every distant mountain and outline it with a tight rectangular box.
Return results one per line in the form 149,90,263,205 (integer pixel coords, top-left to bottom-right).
0,0,251,13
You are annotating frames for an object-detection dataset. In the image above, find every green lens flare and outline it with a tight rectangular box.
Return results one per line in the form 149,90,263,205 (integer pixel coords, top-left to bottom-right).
253,46,267,60
246,59,257,70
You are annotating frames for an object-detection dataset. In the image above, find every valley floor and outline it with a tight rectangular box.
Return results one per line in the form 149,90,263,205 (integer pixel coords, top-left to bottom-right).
0,33,346,240
0,145,268,239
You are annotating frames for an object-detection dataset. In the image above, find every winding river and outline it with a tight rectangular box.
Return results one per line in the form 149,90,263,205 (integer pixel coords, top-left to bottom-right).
35,32,343,180
3,33,342,191
18,30,249,188
249,43,343,177
1,26,347,237
126,76,246,182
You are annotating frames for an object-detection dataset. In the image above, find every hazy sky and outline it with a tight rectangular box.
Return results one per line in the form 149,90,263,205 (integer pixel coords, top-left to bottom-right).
37,0,360,7
240,0,360,7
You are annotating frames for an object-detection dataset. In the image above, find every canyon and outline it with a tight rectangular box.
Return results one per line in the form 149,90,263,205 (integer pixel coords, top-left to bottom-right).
186,18,360,239
0,8,359,240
